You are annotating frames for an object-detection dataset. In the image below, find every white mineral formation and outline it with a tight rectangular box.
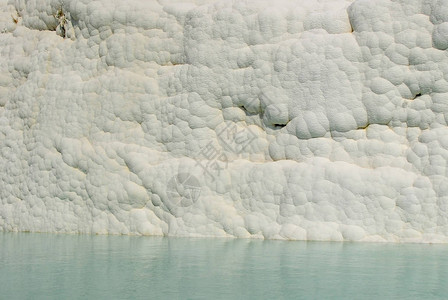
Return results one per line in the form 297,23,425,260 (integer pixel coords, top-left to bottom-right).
1,0,448,242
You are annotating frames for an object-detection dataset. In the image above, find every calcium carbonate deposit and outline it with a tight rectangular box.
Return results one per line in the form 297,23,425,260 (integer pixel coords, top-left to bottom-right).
2,0,448,242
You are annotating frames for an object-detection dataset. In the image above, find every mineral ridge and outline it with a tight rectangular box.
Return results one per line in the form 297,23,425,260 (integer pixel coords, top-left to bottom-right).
1,0,448,242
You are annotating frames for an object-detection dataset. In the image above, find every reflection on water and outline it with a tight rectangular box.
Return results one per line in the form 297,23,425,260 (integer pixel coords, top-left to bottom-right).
1,232,447,299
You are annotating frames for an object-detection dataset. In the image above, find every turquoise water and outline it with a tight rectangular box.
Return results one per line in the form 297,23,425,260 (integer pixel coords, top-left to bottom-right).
1,233,447,299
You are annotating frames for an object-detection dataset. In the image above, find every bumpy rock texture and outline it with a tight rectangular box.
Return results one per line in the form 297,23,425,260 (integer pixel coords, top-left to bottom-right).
1,0,448,242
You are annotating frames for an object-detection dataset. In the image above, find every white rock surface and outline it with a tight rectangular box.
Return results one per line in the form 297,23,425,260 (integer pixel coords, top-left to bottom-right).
1,0,448,242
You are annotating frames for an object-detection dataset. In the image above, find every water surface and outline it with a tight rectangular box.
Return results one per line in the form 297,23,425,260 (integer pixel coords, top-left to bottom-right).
1,232,447,299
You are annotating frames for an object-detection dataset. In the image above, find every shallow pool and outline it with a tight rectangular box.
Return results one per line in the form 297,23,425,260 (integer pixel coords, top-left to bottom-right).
1,232,447,299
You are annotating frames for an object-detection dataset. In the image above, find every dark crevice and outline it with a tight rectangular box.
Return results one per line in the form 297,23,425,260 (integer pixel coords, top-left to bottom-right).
264,122,288,131
272,124,286,129
239,106,258,117
358,123,370,130
413,93,422,100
